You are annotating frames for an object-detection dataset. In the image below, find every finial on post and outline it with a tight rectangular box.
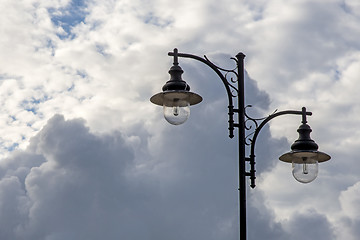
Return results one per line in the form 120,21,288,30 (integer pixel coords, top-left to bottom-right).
173,48,179,66
302,107,307,124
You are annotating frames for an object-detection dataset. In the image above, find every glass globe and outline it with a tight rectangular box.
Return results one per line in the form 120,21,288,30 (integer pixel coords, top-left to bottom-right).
292,157,318,183
163,100,190,125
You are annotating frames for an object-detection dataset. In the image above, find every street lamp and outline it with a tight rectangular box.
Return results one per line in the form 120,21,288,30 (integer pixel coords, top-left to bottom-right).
150,48,331,240
150,49,202,125
279,110,331,183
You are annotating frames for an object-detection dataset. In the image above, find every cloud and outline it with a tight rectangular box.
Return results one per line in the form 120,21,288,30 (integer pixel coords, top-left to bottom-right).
335,181,360,240
340,181,360,219
284,209,336,240
0,115,134,239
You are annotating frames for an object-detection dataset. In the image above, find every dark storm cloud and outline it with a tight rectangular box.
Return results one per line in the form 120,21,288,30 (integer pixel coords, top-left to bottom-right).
0,112,239,240
285,209,336,240
0,115,135,239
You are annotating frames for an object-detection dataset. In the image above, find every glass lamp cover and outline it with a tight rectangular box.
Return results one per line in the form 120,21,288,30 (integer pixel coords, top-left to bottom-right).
163,99,190,125
292,158,318,183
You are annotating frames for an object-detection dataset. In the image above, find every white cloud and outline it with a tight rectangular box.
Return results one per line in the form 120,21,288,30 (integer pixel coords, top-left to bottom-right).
340,181,360,220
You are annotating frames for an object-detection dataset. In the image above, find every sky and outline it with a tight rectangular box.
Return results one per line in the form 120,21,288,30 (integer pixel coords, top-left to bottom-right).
0,0,359,239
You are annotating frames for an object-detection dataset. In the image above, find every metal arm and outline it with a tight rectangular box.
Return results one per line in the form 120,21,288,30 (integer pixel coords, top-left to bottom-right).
247,107,312,188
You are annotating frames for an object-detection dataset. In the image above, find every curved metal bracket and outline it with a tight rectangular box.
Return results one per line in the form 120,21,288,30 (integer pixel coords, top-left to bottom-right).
246,107,312,188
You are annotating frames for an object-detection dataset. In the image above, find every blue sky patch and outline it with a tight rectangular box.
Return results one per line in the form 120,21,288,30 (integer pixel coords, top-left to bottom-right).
6,143,19,152
49,0,89,39
143,12,173,28
20,95,50,115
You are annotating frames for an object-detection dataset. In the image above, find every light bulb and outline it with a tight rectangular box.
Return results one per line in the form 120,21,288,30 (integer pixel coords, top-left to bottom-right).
302,162,308,174
173,106,179,116
292,157,318,183
163,100,190,125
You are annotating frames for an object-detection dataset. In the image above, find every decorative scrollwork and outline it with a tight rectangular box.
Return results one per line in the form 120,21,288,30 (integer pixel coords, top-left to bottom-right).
244,106,279,145
244,105,260,145
204,55,239,98
225,71,239,97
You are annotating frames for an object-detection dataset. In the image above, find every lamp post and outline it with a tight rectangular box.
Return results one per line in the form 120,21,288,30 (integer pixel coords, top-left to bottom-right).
150,48,331,240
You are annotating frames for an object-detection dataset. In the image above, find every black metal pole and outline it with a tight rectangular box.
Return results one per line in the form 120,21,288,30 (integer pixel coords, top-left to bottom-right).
236,53,246,240
169,49,248,240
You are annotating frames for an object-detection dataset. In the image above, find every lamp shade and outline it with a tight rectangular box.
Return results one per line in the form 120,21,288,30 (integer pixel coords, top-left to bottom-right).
150,61,202,107
279,150,331,163
150,90,202,106
279,121,331,163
